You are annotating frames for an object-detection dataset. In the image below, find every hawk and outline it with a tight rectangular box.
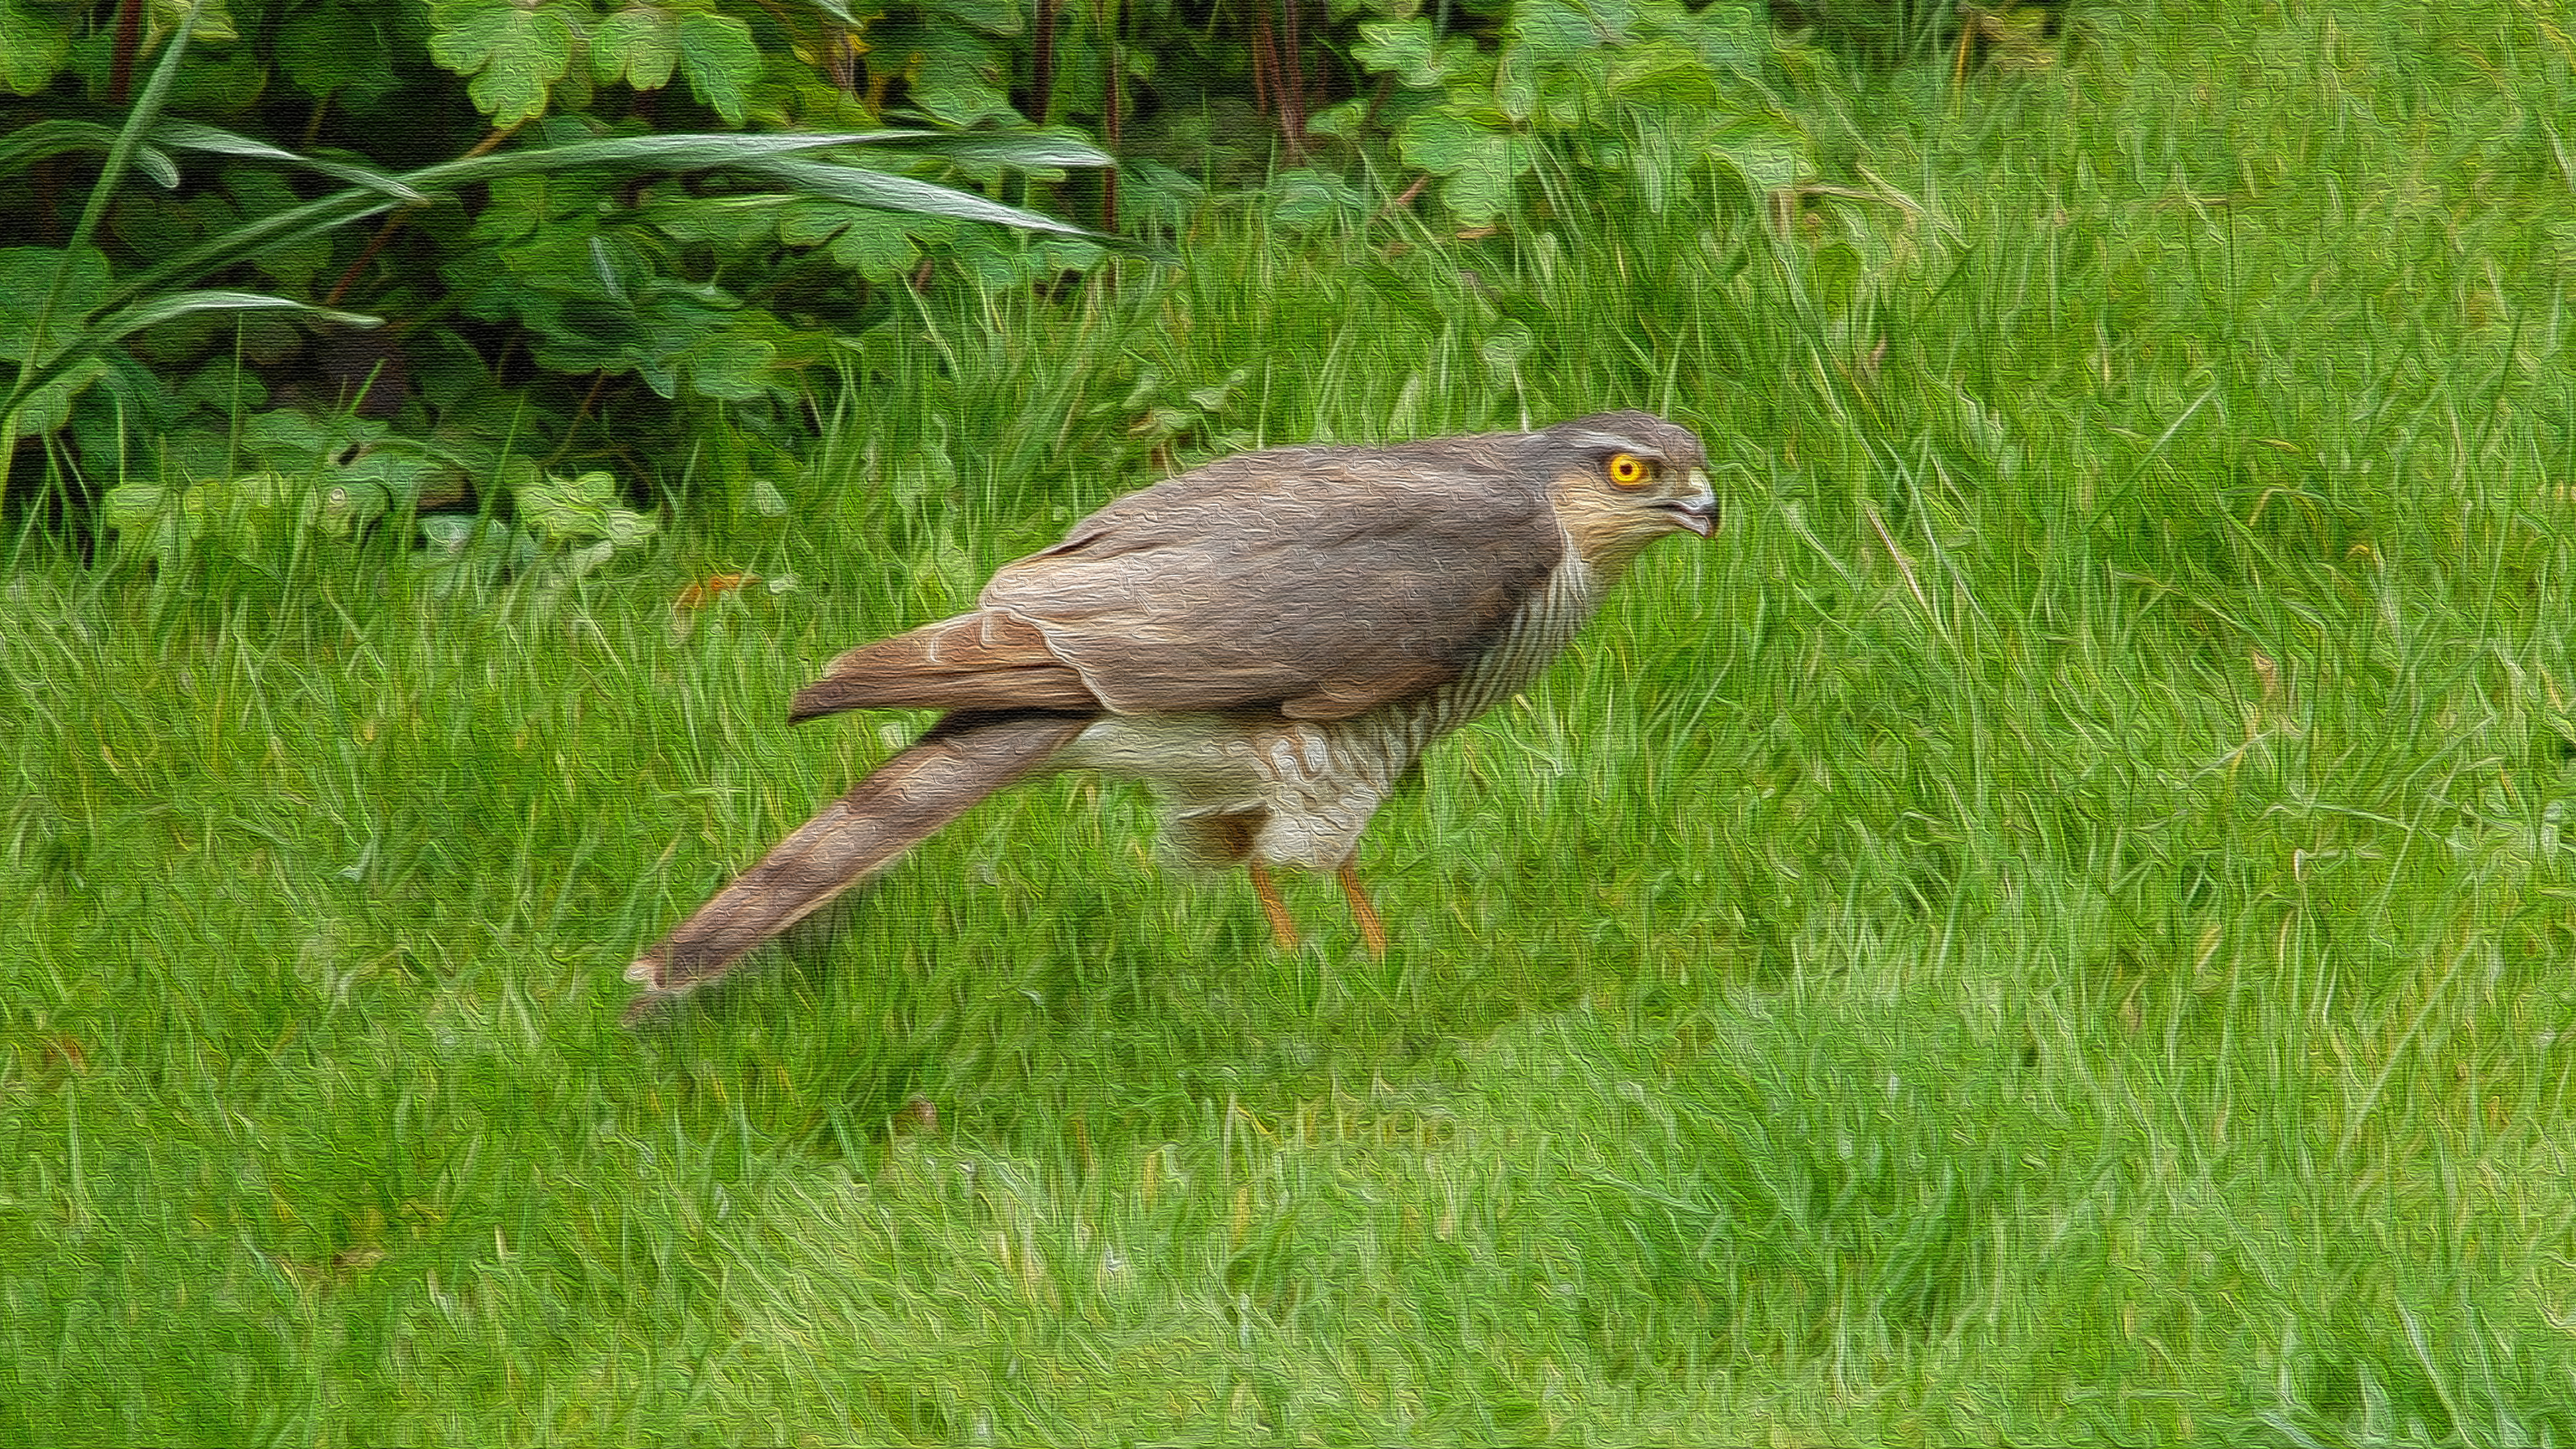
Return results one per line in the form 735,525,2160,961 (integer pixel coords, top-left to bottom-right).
629,411,1715,1019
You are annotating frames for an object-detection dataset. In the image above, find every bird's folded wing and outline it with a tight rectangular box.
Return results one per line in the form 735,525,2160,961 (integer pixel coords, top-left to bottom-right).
980,449,1566,720
791,610,1098,720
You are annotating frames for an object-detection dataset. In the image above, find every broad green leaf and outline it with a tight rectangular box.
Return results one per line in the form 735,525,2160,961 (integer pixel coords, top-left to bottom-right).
335,447,437,507
0,246,111,352
1604,39,1725,109
311,475,391,536
674,11,757,125
241,407,386,462
0,0,72,95
164,50,270,118
652,193,792,250
667,326,780,402
908,30,1016,127
101,480,167,522
1678,0,1767,70
0,356,104,439
1709,117,1809,194
1397,113,1533,225
1436,158,1521,229
418,515,543,590
428,3,575,126
172,358,268,417
277,3,400,105
782,203,921,280
101,470,305,562
1510,0,1613,67
521,469,656,546
1480,321,1536,380
102,481,184,559
593,7,679,91
1352,18,1451,89
222,171,332,290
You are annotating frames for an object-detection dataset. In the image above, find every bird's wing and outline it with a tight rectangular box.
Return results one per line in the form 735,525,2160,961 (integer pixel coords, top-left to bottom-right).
978,444,1565,720
790,609,1100,721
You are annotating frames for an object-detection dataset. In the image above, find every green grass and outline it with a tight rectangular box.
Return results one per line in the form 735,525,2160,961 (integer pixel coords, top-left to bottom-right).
11,1,2576,1440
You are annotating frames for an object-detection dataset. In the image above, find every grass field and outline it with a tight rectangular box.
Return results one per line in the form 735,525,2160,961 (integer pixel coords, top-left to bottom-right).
10,1,2576,1441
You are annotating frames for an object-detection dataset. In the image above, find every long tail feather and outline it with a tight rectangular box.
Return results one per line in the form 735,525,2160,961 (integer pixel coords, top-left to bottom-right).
626,711,1088,1020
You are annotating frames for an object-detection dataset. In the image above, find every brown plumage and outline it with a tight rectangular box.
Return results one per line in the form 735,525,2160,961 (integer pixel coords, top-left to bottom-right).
627,411,1715,1021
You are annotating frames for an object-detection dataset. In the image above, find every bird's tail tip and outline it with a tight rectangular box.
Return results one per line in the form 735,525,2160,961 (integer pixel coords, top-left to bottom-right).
621,954,688,1027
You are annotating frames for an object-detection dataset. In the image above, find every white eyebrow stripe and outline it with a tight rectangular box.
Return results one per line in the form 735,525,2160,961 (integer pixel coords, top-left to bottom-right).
1557,429,1658,455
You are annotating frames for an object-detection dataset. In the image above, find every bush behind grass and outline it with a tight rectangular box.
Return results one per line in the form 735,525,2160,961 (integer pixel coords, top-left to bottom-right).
9,1,2576,1440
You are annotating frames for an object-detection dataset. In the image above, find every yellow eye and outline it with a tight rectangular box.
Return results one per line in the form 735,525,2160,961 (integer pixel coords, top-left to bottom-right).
1605,452,1656,488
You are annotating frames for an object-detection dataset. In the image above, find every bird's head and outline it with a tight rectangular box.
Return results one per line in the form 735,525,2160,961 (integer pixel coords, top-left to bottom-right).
1535,411,1717,574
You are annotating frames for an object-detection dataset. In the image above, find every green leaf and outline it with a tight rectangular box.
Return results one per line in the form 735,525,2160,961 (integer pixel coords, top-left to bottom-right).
1267,168,1365,233
130,144,180,189
419,515,543,590
93,290,380,352
881,21,1015,127
428,2,576,126
1677,0,1767,70
593,7,679,91
1395,114,1532,227
0,119,121,175
152,121,430,203
240,407,384,464
1,356,103,440
0,246,111,353
1603,39,1725,109
781,203,921,280
102,481,184,560
1480,321,1537,380
742,158,1099,238
277,3,400,105
1509,0,1613,67
335,448,437,509
520,469,656,547
163,50,269,118
0,0,73,96
663,325,780,402
1709,117,1809,195
1352,18,1455,89
674,11,757,125
100,470,310,563
912,131,1113,171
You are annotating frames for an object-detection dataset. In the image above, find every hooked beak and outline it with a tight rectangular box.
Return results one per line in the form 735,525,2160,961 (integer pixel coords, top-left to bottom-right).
1665,468,1718,538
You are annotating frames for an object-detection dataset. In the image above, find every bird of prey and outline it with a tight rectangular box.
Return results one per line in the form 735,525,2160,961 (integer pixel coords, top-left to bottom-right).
627,411,1715,1020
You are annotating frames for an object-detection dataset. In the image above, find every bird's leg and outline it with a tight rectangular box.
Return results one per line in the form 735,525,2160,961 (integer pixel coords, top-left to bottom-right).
1336,863,1389,957
1246,861,1301,949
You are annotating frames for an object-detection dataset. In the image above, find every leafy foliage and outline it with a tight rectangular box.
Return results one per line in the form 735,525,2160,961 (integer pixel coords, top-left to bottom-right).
1339,0,1812,229
1766,0,2066,71
1,1,1106,556
1,0,1915,557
